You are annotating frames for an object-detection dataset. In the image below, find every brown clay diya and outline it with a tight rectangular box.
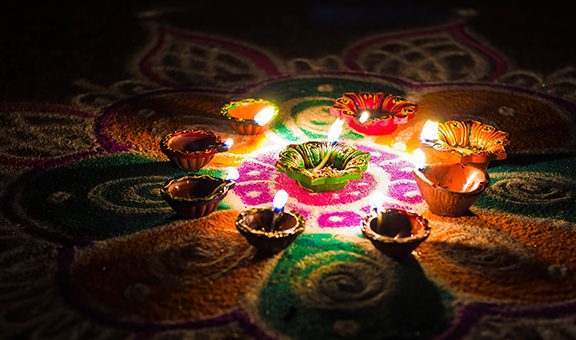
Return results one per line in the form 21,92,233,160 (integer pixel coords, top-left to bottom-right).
330,92,417,135
161,174,235,219
412,161,489,217
361,208,430,258
419,120,510,168
235,207,305,255
160,128,232,171
221,98,279,135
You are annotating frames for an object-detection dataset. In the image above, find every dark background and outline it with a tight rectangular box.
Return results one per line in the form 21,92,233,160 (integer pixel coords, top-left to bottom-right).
1,0,575,102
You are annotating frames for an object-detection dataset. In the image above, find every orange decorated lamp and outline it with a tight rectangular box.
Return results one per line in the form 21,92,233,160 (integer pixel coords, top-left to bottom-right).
361,191,430,259
419,119,510,168
161,168,239,219
411,148,490,217
160,128,233,171
330,92,417,135
236,190,305,256
275,119,370,192
221,98,279,135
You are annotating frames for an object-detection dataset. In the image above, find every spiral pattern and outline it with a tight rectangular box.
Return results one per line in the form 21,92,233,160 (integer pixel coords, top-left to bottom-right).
87,176,170,214
146,231,254,284
290,251,396,310
487,172,574,205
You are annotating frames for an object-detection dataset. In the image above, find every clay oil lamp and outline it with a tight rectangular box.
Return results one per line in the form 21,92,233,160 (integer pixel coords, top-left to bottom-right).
220,98,279,135
330,92,417,135
419,119,510,169
160,128,233,171
161,168,239,219
235,190,306,256
275,119,370,192
411,149,490,217
361,192,430,258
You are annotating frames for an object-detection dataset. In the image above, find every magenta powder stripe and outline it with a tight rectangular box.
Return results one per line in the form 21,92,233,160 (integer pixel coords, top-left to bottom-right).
451,24,508,80
140,26,282,87
439,300,576,339
94,108,132,153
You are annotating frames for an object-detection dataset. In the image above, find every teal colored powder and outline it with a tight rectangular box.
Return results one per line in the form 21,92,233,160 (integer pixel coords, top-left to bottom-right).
259,234,451,340
19,153,227,240
476,154,576,222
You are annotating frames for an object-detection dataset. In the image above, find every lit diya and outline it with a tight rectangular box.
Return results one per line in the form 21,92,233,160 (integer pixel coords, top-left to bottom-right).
419,120,510,168
161,169,239,219
221,98,279,135
330,92,417,135
275,119,370,192
412,149,490,217
236,190,305,255
160,128,233,171
361,192,430,258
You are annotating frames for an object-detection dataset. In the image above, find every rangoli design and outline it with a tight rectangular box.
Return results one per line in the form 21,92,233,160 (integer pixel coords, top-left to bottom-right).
2,20,576,339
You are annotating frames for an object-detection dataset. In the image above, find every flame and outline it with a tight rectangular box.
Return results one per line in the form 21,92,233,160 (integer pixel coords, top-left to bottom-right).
369,191,386,214
327,119,345,144
253,106,276,126
358,111,370,123
225,167,240,181
412,148,426,169
420,120,439,142
223,138,234,148
272,189,289,212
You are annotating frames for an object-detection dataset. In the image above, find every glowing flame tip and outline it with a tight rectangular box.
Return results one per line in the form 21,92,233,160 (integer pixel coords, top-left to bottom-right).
328,119,345,144
225,168,240,181
254,106,276,126
358,111,370,123
369,191,386,211
272,189,289,212
412,148,426,170
420,120,439,142
223,138,234,148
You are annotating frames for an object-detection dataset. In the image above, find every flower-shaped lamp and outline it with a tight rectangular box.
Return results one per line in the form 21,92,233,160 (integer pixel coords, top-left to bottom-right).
275,141,371,192
221,98,279,135
161,174,235,219
160,128,231,171
330,92,417,135
420,120,510,168
361,208,430,258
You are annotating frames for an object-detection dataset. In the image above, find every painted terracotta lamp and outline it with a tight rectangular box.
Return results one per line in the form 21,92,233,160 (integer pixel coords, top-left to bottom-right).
161,169,238,219
221,98,279,135
160,128,232,171
419,120,510,169
411,149,489,217
275,119,370,192
236,190,305,255
361,192,430,258
330,92,417,135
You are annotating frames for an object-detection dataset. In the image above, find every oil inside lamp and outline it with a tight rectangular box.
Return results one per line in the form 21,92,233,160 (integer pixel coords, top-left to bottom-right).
411,148,490,216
